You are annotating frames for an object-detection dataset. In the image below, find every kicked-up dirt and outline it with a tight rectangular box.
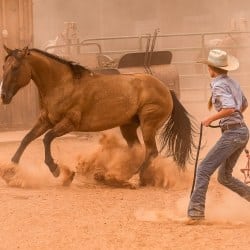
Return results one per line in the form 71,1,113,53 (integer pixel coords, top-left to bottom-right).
0,128,250,250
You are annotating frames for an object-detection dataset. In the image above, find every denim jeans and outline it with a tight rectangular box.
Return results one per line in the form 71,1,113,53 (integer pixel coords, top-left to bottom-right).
188,126,250,219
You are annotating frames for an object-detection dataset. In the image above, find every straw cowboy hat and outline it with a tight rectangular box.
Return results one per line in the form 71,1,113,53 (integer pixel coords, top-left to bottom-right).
199,49,239,71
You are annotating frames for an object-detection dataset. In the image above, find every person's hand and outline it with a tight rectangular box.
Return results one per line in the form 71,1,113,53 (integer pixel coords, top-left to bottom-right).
201,117,213,127
244,149,250,158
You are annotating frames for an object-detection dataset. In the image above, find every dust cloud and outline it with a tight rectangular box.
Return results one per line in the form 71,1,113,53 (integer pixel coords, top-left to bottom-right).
135,181,250,225
174,183,250,224
0,162,56,188
0,161,75,188
0,130,192,190
134,124,250,225
76,130,192,189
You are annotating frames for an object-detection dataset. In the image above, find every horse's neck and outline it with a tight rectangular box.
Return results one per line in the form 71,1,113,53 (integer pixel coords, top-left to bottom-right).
28,52,72,96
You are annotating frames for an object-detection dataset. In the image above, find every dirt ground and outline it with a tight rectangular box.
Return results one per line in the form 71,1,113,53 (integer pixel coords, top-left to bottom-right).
0,124,250,250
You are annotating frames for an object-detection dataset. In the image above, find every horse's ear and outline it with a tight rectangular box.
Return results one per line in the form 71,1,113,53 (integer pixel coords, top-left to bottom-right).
3,44,12,55
23,46,30,55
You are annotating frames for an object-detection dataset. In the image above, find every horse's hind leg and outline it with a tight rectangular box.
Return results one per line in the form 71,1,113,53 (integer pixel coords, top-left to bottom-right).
120,120,140,147
139,127,158,186
138,109,169,186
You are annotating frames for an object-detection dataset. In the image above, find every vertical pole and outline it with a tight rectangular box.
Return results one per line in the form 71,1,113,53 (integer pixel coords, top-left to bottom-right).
27,0,33,46
18,0,24,47
0,0,3,69
1,0,8,64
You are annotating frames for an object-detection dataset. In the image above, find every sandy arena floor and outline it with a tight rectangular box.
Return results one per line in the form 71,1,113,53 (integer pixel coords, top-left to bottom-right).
0,124,250,250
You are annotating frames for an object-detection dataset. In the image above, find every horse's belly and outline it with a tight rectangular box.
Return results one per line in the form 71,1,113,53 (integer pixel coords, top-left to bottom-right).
79,114,132,131
79,99,137,131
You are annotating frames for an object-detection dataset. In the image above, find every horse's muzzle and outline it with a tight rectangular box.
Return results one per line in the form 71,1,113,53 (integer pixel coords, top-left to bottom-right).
1,92,12,104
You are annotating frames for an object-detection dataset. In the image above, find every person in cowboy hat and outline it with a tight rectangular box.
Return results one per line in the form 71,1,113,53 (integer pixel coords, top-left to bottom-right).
187,49,250,223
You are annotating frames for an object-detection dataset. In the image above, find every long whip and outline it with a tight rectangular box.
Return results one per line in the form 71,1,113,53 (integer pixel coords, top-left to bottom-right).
190,123,203,197
190,123,221,197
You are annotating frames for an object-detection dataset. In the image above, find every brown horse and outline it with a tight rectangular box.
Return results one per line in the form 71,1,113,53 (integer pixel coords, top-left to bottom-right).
0,46,196,185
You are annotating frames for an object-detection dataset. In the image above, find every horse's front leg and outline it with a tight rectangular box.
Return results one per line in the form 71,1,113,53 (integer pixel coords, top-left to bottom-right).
43,118,75,177
11,119,52,164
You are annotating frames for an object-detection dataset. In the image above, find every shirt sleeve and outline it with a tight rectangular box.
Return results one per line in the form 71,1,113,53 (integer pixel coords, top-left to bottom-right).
213,84,236,109
242,94,248,111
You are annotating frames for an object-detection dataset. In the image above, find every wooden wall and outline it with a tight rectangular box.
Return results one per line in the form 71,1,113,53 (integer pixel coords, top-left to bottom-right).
0,0,39,130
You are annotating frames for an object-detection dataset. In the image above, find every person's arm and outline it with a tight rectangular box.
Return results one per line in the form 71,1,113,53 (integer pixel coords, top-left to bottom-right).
241,95,248,113
202,108,235,127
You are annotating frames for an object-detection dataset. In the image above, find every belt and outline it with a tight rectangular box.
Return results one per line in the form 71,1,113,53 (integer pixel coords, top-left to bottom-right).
221,122,246,132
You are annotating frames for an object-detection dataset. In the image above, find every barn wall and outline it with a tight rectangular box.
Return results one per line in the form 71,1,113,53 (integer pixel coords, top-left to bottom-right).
0,0,39,130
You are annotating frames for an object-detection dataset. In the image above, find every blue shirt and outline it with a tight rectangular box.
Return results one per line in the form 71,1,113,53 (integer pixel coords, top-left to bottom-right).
211,74,248,126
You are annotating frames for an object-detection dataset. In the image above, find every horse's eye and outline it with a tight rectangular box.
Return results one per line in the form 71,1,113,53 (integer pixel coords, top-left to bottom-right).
12,66,18,71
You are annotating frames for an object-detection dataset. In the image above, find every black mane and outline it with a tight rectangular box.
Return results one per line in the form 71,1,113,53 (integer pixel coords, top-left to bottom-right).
30,48,91,79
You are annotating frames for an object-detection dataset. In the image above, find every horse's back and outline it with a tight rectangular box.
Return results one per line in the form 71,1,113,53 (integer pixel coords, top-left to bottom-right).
86,72,173,111
88,72,171,97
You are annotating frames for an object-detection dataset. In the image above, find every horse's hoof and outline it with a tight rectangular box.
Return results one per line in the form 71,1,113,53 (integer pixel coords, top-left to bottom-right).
52,167,60,177
1,166,16,184
62,171,75,186
139,175,147,186
128,183,137,189
11,158,18,164
139,177,147,187
139,181,147,187
94,172,105,182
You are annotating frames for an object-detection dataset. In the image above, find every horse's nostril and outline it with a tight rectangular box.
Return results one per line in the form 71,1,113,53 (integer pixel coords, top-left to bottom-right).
0,91,11,104
1,92,6,100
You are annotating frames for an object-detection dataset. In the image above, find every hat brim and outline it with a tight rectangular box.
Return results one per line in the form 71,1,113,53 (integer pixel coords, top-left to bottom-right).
197,54,239,71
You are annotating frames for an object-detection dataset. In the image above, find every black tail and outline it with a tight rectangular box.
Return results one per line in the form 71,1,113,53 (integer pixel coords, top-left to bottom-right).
159,90,197,169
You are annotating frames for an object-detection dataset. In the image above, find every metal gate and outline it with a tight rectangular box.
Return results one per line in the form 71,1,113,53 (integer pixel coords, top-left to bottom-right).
0,0,39,130
44,26,180,98
45,27,250,104
154,31,250,103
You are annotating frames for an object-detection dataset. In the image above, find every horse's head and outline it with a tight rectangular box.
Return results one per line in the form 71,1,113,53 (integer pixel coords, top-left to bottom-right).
1,45,31,104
